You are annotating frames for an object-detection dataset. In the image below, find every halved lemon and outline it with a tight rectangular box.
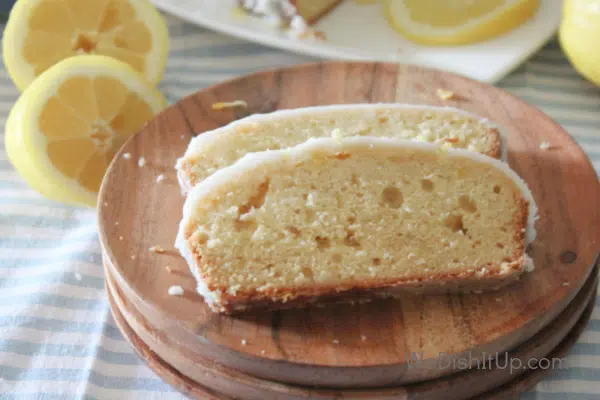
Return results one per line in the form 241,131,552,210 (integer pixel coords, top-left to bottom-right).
3,0,169,91
5,55,167,207
385,0,540,46
560,0,600,87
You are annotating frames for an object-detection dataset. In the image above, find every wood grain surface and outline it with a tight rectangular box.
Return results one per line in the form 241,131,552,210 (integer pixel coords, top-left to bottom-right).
106,259,597,400
97,62,600,387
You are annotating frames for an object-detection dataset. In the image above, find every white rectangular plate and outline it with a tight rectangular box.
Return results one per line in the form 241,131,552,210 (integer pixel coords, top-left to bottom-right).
152,0,562,83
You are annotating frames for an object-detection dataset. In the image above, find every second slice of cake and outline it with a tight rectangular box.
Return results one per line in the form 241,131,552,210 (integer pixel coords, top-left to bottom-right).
176,104,504,193
176,137,536,314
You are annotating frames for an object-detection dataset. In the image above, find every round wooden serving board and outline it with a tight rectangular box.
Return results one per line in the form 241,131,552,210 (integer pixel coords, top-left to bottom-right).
106,260,597,400
98,62,600,388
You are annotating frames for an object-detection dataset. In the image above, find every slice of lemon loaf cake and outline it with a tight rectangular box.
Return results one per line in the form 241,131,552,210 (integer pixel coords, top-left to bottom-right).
176,104,504,193
176,137,536,314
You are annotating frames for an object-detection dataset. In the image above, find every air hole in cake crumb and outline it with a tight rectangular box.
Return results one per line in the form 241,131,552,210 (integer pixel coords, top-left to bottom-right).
372,258,381,266
235,220,257,232
301,267,314,279
302,193,308,200
493,185,501,194
421,179,434,192
195,232,209,245
239,179,270,215
334,152,351,160
315,236,331,250
351,174,360,185
444,214,466,234
332,253,343,263
500,226,508,232
286,226,301,237
382,186,404,208
452,259,459,263
459,195,477,213
348,216,356,224
496,243,505,249
264,264,274,271
264,264,280,278
305,209,316,223
379,116,389,124
502,257,512,262
343,230,361,248
294,209,300,214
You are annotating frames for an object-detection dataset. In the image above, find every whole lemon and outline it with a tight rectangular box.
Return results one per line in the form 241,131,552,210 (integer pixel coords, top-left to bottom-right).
559,0,600,86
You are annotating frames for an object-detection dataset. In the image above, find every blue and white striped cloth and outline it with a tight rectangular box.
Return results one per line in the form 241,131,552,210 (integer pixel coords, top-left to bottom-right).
0,14,598,400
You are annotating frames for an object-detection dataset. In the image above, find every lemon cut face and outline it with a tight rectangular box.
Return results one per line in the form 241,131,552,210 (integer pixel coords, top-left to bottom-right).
5,55,167,207
3,0,169,90
385,0,540,46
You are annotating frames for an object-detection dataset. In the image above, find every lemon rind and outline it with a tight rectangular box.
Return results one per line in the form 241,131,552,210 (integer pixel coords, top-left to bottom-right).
2,0,38,91
385,0,541,46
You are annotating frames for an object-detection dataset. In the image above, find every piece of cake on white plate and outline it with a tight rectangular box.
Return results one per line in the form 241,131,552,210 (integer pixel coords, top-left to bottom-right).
238,0,343,30
176,104,505,194
175,137,537,314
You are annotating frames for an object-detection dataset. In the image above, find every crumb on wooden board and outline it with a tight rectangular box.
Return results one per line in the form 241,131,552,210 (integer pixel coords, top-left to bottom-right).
168,285,184,296
149,245,165,253
212,100,248,110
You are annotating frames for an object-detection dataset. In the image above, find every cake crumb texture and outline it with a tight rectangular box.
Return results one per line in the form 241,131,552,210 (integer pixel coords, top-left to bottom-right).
178,138,534,313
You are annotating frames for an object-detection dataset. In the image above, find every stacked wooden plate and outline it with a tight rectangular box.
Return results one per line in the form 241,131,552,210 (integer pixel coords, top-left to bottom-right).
98,62,600,400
